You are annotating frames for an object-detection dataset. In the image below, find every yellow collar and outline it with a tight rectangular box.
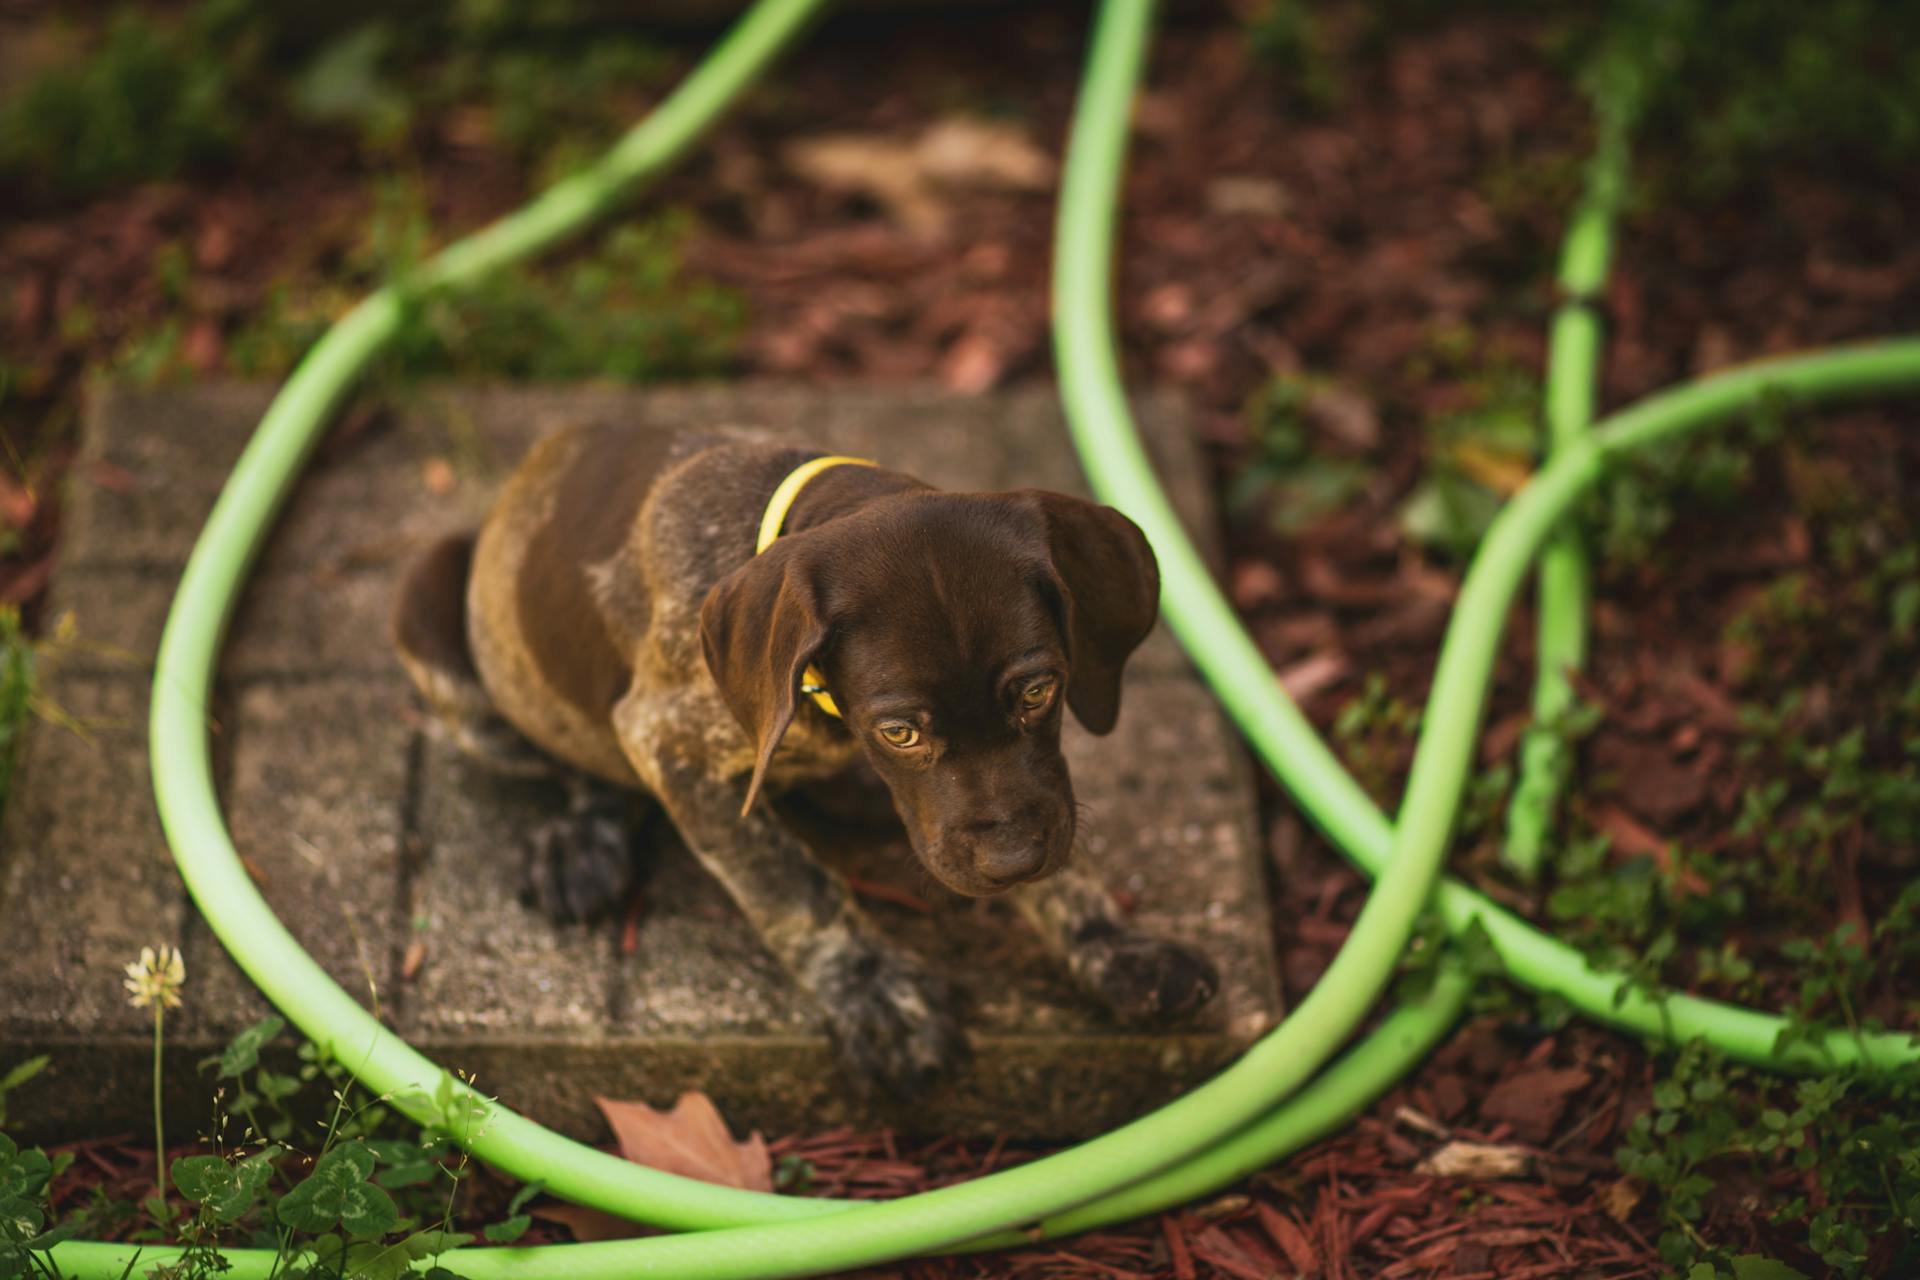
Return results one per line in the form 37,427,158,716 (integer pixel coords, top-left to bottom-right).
755,454,876,718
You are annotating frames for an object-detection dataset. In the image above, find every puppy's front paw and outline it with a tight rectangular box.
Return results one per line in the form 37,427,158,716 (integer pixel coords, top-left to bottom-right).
808,938,969,1100
519,797,638,925
1077,929,1219,1025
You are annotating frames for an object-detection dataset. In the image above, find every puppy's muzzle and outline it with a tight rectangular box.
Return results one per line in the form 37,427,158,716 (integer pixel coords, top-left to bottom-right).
937,810,1071,893
973,839,1048,886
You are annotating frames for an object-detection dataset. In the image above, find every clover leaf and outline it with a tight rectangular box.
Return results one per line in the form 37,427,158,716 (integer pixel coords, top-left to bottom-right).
0,1193,44,1244
0,1139,50,1202
172,1149,276,1225
211,1015,286,1079
278,1142,398,1239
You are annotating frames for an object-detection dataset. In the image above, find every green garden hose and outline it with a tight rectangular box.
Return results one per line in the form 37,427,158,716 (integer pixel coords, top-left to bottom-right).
1500,72,1633,879
46,0,1920,1275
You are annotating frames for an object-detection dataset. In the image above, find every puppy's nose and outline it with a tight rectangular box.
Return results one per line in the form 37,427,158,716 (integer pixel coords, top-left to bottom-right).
975,842,1046,885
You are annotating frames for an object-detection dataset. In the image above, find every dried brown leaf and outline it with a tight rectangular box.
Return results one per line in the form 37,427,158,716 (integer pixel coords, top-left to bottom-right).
1479,1067,1592,1145
595,1091,774,1193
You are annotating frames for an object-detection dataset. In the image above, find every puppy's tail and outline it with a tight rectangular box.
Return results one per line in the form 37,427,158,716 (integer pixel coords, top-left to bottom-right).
394,532,485,703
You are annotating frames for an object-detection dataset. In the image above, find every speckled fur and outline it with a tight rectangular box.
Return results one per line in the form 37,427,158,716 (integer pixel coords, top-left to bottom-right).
393,423,1215,1097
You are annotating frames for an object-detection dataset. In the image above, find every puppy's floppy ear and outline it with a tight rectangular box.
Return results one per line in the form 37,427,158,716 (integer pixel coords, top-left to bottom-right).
700,540,828,815
1026,491,1160,735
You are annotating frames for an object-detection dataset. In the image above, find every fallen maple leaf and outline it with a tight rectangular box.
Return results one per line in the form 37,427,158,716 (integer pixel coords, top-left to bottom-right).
1479,1066,1592,1145
594,1092,773,1192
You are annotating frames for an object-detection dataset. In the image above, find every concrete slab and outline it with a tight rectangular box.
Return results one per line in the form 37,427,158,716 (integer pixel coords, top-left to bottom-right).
179,677,417,1042
3,380,1278,1143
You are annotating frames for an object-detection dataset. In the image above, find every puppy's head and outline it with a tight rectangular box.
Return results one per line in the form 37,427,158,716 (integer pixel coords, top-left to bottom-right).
700,489,1159,896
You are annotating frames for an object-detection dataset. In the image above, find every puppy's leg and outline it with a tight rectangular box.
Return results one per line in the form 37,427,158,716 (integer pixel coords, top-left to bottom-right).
397,533,645,921
519,776,650,925
616,690,967,1098
393,532,557,779
1012,863,1219,1024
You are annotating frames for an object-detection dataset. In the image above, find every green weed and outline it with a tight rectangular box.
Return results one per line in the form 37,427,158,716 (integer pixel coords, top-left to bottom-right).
0,1058,49,1133
224,284,339,381
384,216,745,384
0,6,253,196
1243,0,1344,111
1331,673,1419,804
1229,373,1373,534
0,1012,537,1280
1571,0,1920,195
146,202,742,387
1618,1037,1920,1277
1398,332,1539,559
0,608,36,815
435,34,671,163
1583,403,1781,573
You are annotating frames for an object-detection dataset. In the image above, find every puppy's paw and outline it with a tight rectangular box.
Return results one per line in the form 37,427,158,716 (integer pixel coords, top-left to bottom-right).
519,798,637,926
1078,929,1220,1025
808,938,969,1100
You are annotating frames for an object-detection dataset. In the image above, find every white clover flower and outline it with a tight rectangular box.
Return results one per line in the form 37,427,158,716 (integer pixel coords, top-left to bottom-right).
124,944,186,1010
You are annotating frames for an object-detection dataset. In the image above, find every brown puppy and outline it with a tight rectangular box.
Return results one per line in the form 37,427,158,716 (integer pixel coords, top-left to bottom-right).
393,423,1219,1096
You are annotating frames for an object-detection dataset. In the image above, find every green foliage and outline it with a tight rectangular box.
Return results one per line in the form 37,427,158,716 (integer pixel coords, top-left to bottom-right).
1,0,672,201
1331,673,1420,804
0,1013,533,1278
171,1150,276,1226
1398,332,1539,560
1243,0,1343,110
384,216,745,384
288,22,415,148
774,1154,816,1194
225,283,340,380
1728,689,1920,913
203,196,743,386
1545,831,1750,1011
0,1060,48,1133
0,6,251,195
276,1143,399,1238
0,609,33,817
0,1132,77,1279
212,1014,285,1080
1585,398,1784,572
1230,374,1373,533
1573,0,1920,193
1619,1040,1920,1277
435,32,671,162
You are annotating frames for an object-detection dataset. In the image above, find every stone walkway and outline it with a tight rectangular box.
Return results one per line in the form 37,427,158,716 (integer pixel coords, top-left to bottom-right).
1,381,1279,1141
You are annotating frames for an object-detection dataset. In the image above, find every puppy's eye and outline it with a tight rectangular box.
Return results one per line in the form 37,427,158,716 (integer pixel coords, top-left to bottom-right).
878,723,921,749
1020,677,1057,711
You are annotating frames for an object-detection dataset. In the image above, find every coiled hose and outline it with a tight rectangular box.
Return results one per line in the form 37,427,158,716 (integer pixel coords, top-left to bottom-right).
49,0,1920,1275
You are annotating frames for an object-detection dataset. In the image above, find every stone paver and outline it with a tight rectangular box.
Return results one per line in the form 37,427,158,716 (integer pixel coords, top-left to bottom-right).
1,380,1278,1142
